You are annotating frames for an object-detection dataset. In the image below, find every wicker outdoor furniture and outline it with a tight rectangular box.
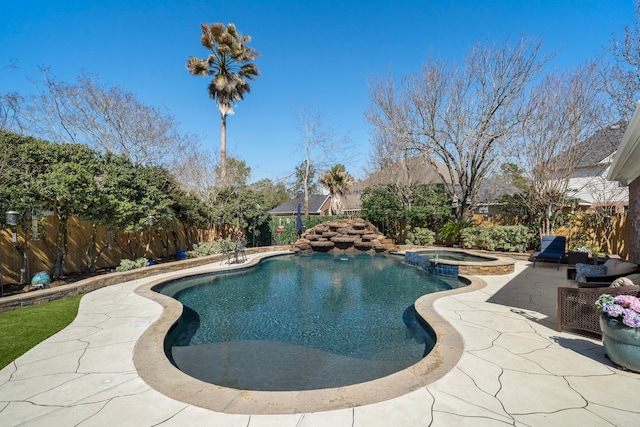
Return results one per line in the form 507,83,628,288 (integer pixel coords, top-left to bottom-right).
557,285,640,336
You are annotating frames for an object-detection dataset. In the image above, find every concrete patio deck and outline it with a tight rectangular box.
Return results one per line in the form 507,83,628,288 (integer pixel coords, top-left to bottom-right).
0,253,639,426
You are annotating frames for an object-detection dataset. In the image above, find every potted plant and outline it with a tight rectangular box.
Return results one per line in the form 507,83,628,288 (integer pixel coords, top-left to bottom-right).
596,294,640,372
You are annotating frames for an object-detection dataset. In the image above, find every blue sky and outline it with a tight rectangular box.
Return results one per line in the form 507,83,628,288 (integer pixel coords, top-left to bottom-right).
1,0,635,183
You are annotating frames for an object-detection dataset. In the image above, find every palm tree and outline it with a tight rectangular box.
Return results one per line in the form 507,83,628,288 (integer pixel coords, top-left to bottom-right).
319,164,354,215
186,23,260,186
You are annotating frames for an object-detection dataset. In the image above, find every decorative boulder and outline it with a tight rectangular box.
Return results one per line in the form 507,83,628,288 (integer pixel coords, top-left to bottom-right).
310,240,335,252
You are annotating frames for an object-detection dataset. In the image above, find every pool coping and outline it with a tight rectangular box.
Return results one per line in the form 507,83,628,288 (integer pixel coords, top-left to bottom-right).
133,251,487,414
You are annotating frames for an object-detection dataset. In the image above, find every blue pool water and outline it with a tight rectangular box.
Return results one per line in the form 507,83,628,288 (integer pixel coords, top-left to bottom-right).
158,253,462,391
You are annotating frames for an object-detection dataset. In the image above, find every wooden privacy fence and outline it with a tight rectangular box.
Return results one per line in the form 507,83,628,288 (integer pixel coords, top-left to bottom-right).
1,212,631,285
558,213,628,258
1,215,206,284
473,213,629,258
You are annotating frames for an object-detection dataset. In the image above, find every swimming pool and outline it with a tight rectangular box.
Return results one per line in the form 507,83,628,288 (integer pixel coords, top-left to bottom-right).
157,253,461,391
133,250,486,414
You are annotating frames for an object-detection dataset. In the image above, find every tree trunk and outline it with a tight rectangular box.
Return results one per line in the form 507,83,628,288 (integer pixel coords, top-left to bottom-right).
16,217,30,284
88,223,98,272
333,193,344,216
53,213,68,278
220,112,227,186
303,160,311,215
14,243,29,284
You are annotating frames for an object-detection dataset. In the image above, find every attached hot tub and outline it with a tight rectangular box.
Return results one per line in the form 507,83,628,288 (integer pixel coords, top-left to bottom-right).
405,249,515,276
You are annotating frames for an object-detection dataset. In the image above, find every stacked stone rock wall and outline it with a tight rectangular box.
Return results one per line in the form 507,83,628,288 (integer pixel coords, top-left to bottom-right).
293,219,398,254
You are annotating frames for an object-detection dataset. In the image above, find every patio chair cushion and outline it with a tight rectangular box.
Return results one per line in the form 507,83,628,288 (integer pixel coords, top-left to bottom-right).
611,273,640,287
575,263,607,283
604,259,638,276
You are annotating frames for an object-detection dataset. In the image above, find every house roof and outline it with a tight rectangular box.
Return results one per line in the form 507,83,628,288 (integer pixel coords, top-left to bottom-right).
575,122,627,168
352,155,453,192
269,194,330,215
475,179,520,203
609,104,640,184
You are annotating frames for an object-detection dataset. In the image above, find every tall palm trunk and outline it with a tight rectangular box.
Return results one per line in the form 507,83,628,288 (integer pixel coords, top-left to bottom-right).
220,112,227,186
329,191,344,215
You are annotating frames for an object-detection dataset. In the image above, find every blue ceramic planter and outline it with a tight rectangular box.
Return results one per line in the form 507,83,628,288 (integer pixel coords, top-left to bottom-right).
31,271,51,288
600,314,640,373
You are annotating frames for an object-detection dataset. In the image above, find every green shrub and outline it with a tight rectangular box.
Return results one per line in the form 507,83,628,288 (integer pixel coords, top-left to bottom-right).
115,257,148,272
439,218,477,246
460,225,531,252
186,241,225,258
406,227,436,246
268,215,347,245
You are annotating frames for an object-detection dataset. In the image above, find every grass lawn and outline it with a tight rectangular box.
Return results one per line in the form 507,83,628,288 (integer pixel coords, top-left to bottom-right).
0,295,82,369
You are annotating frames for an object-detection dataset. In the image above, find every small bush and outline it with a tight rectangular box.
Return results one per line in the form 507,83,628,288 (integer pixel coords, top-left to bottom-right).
460,225,531,252
186,240,229,258
115,257,148,272
268,215,347,245
439,218,477,246
406,227,436,246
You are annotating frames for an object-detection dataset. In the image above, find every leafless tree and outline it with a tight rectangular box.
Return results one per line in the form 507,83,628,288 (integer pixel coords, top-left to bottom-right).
603,0,640,121
367,35,549,219
294,106,350,214
513,63,607,236
583,172,628,254
7,69,194,167
365,100,418,207
364,124,452,211
0,61,19,130
170,144,219,198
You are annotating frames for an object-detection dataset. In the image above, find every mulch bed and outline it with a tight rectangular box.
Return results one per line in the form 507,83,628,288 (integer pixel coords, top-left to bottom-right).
1,255,184,298
1,268,114,298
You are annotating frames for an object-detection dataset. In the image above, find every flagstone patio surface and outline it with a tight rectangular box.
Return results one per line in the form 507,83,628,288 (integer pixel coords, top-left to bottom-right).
1,252,639,426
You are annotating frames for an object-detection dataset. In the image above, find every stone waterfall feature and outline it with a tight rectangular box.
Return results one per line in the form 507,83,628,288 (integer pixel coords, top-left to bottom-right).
292,219,398,254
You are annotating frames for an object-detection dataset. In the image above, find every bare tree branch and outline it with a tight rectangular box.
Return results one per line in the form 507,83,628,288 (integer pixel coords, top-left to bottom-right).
514,63,607,235
603,0,640,121
7,69,195,167
295,106,350,214
368,35,550,218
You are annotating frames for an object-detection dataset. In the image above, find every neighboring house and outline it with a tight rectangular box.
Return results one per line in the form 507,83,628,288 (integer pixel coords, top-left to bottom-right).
346,154,517,216
342,155,450,217
269,194,331,216
341,193,362,217
473,179,520,215
566,123,629,213
608,105,640,263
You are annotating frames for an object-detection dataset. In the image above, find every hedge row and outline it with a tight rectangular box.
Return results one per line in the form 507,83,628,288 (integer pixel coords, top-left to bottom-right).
460,225,531,252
